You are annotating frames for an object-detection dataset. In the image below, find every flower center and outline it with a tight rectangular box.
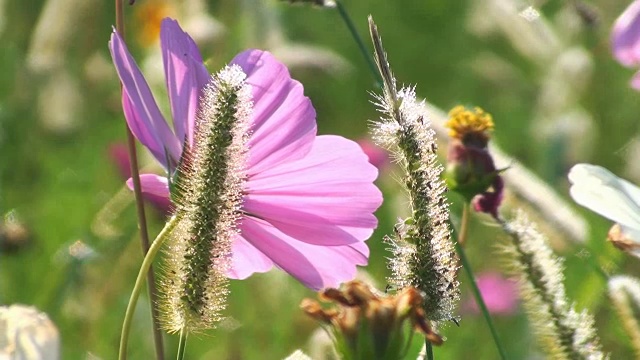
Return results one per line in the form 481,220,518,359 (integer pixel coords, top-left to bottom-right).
445,106,494,146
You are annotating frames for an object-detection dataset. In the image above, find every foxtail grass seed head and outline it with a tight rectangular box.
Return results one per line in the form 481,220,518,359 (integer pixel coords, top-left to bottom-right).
608,275,640,357
445,106,503,217
368,16,459,324
159,65,251,333
301,281,442,360
503,210,605,359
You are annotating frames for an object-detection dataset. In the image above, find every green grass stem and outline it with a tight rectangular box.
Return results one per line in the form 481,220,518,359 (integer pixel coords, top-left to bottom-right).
176,327,188,360
115,1,165,357
335,1,383,87
426,341,434,360
453,205,508,360
119,215,180,360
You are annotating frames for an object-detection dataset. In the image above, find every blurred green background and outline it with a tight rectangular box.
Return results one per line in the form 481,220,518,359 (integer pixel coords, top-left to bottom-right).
3,0,640,358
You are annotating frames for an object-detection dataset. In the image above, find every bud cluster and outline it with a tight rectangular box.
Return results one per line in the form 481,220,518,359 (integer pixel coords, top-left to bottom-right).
301,281,442,360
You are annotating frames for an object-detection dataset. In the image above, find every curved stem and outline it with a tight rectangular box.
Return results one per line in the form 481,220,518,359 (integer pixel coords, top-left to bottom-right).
115,1,165,359
335,1,382,87
453,204,508,360
176,327,188,360
119,215,180,360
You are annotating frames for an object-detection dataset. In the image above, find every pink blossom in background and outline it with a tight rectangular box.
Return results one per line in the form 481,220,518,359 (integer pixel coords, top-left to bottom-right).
463,272,518,316
107,142,172,215
108,143,131,179
612,0,640,89
358,139,390,171
109,18,383,290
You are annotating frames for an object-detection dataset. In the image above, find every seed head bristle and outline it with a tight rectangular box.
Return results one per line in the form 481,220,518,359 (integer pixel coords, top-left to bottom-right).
368,16,459,324
159,65,251,333
502,210,605,359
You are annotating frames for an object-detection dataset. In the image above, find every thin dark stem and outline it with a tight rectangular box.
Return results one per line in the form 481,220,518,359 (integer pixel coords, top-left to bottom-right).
126,130,165,360
426,341,434,360
456,240,508,360
454,204,508,360
115,2,164,359
335,1,382,87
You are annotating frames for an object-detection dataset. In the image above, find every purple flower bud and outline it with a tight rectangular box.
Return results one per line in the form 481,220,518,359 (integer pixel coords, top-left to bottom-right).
444,106,504,217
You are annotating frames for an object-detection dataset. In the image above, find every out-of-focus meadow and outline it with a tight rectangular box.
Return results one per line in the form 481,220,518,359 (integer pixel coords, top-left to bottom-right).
3,0,640,358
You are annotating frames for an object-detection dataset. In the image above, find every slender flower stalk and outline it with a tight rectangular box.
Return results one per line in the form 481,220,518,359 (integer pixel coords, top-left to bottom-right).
608,275,640,357
113,1,164,358
336,2,382,87
502,210,605,359
453,206,508,360
120,215,181,360
368,16,459,324
176,328,187,360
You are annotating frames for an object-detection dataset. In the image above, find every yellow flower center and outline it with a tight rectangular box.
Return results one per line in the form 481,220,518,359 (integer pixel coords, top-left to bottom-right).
445,105,494,140
135,0,175,47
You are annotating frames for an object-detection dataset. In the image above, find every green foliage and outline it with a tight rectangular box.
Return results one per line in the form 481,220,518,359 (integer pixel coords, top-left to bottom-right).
1,0,638,358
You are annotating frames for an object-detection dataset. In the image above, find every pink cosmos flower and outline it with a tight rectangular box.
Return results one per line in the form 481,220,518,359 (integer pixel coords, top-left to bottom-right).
358,138,390,171
109,18,382,290
612,0,640,89
463,272,518,316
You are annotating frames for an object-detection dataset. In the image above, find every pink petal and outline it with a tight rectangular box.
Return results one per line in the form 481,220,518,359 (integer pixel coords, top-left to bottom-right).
612,0,640,67
358,138,390,170
160,18,211,148
120,93,170,168
239,216,367,290
108,142,131,179
125,174,173,214
230,50,317,175
109,29,182,167
243,135,382,246
126,173,170,197
227,235,274,279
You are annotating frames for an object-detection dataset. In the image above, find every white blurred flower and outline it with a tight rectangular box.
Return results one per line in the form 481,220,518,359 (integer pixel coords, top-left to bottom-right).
283,350,312,360
519,6,540,22
0,305,60,360
568,163,640,255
